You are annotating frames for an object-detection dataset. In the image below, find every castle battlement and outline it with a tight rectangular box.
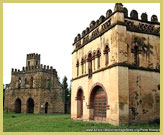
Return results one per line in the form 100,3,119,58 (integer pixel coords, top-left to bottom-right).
11,65,57,75
11,53,57,76
72,3,160,53
27,53,40,60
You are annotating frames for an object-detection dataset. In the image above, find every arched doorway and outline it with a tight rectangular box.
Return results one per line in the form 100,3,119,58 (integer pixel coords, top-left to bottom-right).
15,98,21,113
90,85,107,121
45,102,48,114
26,98,34,113
77,89,84,118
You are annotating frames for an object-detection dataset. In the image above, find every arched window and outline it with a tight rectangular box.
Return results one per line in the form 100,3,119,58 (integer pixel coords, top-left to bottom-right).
85,55,87,73
18,77,21,89
87,52,92,78
104,45,110,65
76,60,79,76
28,61,30,67
81,58,84,74
93,51,96,70
36,60,38,66
96,49,101,68
24,78,27,88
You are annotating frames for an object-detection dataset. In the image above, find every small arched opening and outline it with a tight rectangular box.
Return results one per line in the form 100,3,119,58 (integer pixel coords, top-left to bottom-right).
76,60,79,76
81,58,84,74
96,49,101,68
88,53,92,78
104,45,110,65
26,98,34,113
15,98,21,113
45,102,48,114
76,88,84,118
93,51,96,70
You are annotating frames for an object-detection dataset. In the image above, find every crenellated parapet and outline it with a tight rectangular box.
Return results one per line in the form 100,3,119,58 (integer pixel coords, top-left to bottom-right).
10,56,59,91
11,64,57,76
124,8,159,37
27,53,40,60
72,3,160,53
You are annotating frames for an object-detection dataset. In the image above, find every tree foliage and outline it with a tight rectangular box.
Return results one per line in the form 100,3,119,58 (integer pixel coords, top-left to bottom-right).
61,76,71,101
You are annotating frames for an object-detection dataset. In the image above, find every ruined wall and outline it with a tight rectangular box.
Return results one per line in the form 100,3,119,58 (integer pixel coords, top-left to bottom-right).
125,18,160,124
126,22,160,70
39,87,65,114
4,88,65,114
128,70,160,124
4,53,65,114
5,89,43,113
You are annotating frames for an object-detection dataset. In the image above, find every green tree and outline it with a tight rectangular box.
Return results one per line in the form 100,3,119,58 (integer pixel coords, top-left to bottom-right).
69,83,71,100
62,76,71,113
61,76,69,101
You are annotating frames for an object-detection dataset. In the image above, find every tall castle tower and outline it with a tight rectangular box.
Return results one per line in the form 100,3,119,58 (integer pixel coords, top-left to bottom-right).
71,3,160,125
26,53,40,67
4,53,65,114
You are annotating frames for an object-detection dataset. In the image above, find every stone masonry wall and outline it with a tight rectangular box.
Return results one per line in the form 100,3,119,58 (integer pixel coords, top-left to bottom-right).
4,53,65,114
128,70,160,124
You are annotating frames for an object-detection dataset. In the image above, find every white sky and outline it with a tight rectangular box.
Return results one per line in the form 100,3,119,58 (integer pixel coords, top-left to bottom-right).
3,3,160,85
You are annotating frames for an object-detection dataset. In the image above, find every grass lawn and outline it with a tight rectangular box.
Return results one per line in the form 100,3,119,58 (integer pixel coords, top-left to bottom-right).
3,112,160,132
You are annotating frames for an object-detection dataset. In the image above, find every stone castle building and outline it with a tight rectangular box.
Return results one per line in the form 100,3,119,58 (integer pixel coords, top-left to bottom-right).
71,3,160,125
4,53,65,114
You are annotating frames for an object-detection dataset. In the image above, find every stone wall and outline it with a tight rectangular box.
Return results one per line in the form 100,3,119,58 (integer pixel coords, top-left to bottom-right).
4,53,65,114
126,26,160,70
4,87,65,114
128,70,160,124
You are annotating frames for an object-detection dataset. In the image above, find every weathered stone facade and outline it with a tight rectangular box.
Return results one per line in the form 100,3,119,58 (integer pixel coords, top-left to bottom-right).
4,53,65,114
71,3,160,125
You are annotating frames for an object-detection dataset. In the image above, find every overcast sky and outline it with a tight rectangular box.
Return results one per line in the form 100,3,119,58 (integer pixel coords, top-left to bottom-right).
3,3,160,85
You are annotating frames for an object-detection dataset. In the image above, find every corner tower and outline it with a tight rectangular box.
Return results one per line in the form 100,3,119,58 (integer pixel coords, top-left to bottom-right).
26,53,40,67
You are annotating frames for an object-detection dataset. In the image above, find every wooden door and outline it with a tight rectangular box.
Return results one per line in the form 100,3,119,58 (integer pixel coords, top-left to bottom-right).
94,94,106,121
